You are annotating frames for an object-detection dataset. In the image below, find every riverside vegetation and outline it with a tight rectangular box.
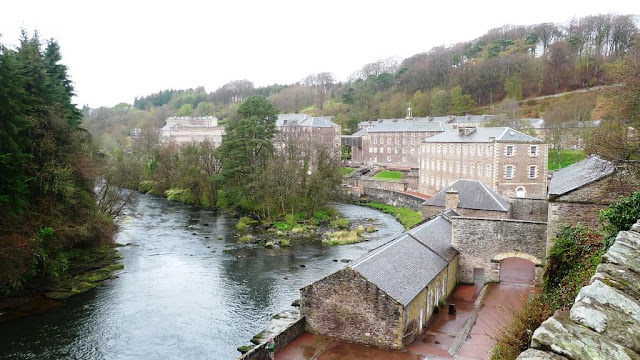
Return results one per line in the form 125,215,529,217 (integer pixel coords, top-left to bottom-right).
0,31,121,298
491,191,640,360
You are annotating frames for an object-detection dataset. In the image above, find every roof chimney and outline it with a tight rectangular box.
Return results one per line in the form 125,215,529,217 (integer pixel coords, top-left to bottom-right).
445,190,459,211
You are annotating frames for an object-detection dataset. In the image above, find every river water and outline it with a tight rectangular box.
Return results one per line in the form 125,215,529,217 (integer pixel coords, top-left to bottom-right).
0,195,404,360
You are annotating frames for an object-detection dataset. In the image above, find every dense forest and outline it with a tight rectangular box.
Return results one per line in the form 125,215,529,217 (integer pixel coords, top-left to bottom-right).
0,31,117,293
84,13,639,153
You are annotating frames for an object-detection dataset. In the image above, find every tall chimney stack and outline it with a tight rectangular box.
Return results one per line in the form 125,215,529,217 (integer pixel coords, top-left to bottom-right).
445,190,459,211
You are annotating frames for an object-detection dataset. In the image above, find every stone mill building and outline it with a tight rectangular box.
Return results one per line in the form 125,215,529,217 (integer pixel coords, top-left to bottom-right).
301,213,458,349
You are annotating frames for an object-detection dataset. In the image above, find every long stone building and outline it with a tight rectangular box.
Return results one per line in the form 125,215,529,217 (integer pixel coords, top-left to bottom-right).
418,127,548,198
301,213,458,350
160,116,225,146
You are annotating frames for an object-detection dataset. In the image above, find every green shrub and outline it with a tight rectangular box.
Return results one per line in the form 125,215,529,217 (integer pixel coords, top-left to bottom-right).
238,234,254,243
165,188,194,204
279,239,291,247
236,216,257,232
330,217,350,229
273,221,292,231
599,191,640,250
138,180,155,193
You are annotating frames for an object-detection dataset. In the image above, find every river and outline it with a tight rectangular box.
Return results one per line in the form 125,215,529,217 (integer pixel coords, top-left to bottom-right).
0,194,405,360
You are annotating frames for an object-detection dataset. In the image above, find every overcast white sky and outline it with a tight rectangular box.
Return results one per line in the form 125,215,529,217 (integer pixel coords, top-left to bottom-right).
1,1,638,108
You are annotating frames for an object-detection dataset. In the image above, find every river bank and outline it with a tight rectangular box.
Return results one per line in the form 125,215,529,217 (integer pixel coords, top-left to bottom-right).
0,245,123,324
0,195,405,359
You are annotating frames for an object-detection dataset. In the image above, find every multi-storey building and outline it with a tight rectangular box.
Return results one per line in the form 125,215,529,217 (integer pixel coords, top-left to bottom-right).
347,112,500,169
160,116,225,146
418,127,547,198
274,114,341,159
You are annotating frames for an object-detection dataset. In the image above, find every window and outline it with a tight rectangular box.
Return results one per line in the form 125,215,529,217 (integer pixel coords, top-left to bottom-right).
437,160,441,171
442,161,446,172
387,138,391,145
395,138,399,145
506,145,515,156
373,137,378,145
470,145,475,155
437,144,441,153
478,145,483,156
430,177,434,186
431,159,435,169
486,164,491,177
456,161,460,174
449,161,453,173
394,147,398,154
402,156,407,163
463,144,468,155
505,165,515,179
425,160,429,170
449,144,454,154
516,186,526,198
529,165,538,179
477,163,482,176
387,156,391,162
379,147,384,154
457,144,461,155
488,144,493,155
462,162,467,174
530,145,538,156
411,138,416,146
410,148,415,155
402,147,407,154
387,147,391,154
403,138,407,145
431,144,435,152
436,177,440,189
470,163,475,176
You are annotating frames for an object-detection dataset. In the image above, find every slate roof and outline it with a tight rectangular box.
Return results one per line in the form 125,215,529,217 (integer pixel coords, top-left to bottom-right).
366,119,451,133
276,114,338,128
422,127,543,143
423,179,510,212
448,115,497,124
406,215,457,261
548,155,615,196
349,234,448,306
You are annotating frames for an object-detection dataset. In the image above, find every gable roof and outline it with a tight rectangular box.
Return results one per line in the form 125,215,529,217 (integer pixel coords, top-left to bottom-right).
367,120,450,133
548,155,615,196
422,127,543,143
406,215,457,261
276,114,338,128
349,234,448,306
423,179,510,212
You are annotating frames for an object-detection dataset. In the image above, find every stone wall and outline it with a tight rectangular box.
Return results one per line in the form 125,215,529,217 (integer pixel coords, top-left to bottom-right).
359,178,408,192
509,198,548,222
452,217,547,284
238,317,305,360
547,172,637,250
518,220,640,360
301,268,404,349
363,187,425,212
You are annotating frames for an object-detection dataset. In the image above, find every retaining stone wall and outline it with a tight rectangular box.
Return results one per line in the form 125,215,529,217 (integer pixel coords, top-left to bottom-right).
452,217,547,283
363,188,424,212
238,317,305,360
518,220,640,360
359,178,408,192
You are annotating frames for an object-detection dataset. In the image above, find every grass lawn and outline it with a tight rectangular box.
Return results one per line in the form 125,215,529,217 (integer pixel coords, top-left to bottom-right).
364,202,422,229
372,170,403,181
548,150,586,171
339,167,356,176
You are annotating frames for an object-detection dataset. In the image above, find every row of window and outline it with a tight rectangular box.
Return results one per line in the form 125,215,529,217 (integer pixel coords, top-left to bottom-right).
373,137,418,145
421,164,539,185
505,165,539,179
422,143,540,157
422,160,492,178
369,147,416,155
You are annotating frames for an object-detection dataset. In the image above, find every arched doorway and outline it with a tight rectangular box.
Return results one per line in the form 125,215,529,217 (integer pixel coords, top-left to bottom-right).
499,258,535,285
492,252,542,285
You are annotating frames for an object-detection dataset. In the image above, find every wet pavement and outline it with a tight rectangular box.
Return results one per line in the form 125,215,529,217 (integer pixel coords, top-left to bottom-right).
457,284,535,359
